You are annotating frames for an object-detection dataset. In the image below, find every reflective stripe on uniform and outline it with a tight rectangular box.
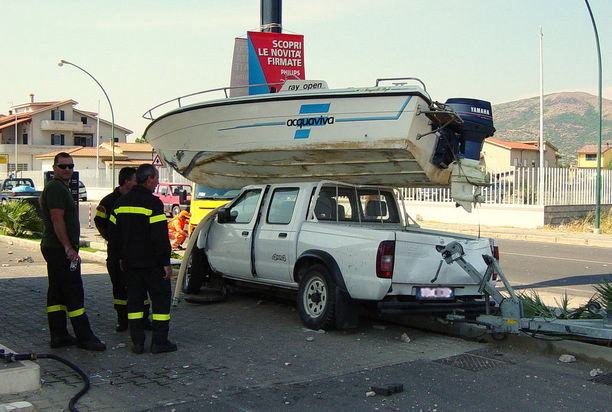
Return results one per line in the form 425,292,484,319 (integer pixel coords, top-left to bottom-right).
149,214,166,224
114,206,153,216
128,312,144,320
47,305,67,313
151,313,170,321
95,210,108,219
113,299,127,306
67,308,85,318
109,215,116,224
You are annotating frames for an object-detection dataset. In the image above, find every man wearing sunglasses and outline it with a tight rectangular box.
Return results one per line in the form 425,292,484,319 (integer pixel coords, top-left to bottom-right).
40,152,106,351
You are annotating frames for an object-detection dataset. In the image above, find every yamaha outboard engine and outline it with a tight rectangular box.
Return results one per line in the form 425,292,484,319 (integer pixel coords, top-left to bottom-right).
432,98,495,168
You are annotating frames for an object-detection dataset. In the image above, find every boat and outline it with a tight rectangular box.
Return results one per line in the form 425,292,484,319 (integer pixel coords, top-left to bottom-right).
143,78,495,211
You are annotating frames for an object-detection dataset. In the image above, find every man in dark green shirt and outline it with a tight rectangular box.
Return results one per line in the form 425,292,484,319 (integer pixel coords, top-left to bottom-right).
40,152,106,351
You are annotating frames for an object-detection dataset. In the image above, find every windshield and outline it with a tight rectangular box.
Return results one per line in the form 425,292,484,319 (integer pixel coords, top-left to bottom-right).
194,184,240,200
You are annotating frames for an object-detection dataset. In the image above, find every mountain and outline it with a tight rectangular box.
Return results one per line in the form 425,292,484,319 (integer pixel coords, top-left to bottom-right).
491,92,612,163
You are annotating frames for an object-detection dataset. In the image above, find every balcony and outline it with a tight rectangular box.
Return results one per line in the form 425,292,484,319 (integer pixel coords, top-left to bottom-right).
40,120,93,133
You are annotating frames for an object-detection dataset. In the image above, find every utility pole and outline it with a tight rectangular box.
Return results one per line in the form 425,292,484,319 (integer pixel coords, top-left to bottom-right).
538,27,545,205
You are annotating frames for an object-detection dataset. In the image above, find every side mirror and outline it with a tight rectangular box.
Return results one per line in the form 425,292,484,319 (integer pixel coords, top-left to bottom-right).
217,207,231,224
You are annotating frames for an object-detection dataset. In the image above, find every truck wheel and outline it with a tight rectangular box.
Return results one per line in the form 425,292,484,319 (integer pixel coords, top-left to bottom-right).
298,264,337,330
171,205,181,217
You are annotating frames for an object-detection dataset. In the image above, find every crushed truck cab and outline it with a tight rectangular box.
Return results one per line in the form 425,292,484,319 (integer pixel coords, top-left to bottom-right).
181,180,498,330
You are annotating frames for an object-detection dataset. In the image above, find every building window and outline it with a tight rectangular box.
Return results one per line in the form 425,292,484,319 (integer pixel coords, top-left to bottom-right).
51,134,65,145
81,116,87,125
22,133,28,145
585,154,597,161
51,109,65,121
74,135,93,147
8,163,28,172
513,158,519,166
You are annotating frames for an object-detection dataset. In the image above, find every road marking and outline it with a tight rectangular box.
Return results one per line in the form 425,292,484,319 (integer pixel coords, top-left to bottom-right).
503,252,611,265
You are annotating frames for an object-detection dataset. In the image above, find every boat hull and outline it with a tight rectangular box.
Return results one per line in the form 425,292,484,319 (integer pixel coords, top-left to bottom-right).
144,89,451,188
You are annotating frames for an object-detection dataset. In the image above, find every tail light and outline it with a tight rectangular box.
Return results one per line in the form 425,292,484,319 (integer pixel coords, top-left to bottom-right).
491,243,500,281
376,240,395,278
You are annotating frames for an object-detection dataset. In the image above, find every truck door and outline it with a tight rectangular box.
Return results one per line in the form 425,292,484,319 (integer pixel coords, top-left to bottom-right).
206,186,266,278
254,186,300,284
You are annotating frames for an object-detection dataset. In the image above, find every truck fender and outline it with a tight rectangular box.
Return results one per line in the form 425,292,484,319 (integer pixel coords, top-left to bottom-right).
294,250,348,294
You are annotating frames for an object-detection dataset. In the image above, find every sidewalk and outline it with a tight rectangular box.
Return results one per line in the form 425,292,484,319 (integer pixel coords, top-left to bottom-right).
417,221,612,248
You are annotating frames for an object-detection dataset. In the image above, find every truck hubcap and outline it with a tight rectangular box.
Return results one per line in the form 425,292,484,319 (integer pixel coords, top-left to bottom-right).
304,276,326,318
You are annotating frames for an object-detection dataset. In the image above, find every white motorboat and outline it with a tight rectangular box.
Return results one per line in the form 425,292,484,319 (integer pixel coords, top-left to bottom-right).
143,78,495,211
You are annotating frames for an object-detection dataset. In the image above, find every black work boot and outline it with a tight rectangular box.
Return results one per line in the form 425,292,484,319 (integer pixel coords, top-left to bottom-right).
131,342,145,354
77,335,107,352
151,340,177,354
143,304,152,330
151,321,177,354
115,307,128,332
50,334,78,349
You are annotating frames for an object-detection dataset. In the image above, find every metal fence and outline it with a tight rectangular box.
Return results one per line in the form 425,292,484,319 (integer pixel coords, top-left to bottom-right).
19,166,192,190
403,167,612,206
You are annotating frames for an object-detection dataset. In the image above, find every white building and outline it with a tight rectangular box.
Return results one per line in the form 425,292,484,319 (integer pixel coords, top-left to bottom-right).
0,96,132,173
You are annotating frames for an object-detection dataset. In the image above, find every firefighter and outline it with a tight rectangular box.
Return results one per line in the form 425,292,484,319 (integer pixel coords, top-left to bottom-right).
109,164,177,354
40,152,106,351
168,210,190,250
94,167,152,332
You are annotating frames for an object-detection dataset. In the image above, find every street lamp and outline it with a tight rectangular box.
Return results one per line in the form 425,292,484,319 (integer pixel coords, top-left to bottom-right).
584,0,603,234
57,59,115,188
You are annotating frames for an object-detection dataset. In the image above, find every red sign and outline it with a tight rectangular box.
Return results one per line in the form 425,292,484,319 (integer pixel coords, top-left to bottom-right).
247,31,305,94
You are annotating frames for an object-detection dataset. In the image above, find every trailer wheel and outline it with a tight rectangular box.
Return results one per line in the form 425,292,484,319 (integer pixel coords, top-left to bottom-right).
298,264,337,330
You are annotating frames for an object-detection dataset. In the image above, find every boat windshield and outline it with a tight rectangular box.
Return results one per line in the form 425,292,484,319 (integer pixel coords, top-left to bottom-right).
194,184,241,200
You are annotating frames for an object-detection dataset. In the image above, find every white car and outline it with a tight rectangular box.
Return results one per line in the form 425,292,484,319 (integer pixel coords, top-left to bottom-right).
78,181,87,201
186,180,499,330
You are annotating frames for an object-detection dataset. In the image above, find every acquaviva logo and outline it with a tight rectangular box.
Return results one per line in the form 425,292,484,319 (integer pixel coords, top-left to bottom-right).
287,103,334,139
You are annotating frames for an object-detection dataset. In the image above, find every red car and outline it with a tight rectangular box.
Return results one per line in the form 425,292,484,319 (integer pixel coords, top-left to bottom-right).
154,183,192,217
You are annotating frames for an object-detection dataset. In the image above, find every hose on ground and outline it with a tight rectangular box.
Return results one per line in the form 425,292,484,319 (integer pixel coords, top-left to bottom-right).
0,349,90,412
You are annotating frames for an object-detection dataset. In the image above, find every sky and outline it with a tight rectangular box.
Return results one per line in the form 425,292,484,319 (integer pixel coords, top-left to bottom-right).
2,0,611,139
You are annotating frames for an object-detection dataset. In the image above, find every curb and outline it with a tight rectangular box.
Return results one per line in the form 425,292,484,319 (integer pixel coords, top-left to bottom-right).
419,227,612,248
385,315,612,367
0,235,107,264
0,344,40,396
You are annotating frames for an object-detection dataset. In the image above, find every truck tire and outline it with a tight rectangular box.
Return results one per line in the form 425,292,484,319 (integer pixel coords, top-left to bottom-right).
171,205,181,217
298,264,337,330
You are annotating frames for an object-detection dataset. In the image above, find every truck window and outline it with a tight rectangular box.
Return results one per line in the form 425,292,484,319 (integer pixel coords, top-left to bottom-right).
227,189,261,224
357,189,400,223
194,185,239,200
267,188,299,225
314,185,359,222
159,186,169,196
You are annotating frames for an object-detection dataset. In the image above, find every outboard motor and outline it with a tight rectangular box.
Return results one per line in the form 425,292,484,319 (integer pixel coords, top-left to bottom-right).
431,98,495,168
445,98,495,160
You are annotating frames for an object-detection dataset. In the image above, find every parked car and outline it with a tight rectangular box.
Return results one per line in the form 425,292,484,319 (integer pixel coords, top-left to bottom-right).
184,180,499,330
0,178,41,206
78,181,87,201
154,183,192,216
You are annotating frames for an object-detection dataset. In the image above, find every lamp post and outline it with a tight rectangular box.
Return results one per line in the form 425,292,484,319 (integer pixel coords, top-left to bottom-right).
584,0,603,234
14,108,18,177
58,59,115,188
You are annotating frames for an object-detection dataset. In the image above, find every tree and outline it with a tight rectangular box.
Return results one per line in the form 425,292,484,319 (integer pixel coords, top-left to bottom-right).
134,136,147,143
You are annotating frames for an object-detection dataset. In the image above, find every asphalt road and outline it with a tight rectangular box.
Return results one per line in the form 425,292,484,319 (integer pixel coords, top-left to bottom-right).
497,239,612,300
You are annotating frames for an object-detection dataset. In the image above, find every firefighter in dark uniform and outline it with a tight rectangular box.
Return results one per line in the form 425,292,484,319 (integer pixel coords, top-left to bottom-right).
109,164,177,354
40,152,106,351
95,167,152,332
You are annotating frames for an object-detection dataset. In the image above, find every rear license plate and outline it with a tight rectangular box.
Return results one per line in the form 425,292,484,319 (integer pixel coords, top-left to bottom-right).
416,287,454,300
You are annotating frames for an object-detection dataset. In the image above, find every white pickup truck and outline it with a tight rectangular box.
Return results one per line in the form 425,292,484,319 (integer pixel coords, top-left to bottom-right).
183,181,499,330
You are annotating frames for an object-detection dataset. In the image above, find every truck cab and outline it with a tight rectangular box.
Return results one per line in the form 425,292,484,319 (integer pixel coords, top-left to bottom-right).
188,184,240,233
154,182,192,217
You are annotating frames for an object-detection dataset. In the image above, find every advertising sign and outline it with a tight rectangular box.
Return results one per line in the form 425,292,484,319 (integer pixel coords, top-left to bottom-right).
247,31,305,95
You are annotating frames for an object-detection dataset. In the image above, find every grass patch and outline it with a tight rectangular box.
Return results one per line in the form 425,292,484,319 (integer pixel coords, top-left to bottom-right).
546,210,612,234
80,246,99,253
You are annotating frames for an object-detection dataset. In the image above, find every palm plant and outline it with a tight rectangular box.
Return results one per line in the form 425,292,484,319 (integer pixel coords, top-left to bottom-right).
0,200,43,237
593,281,612,312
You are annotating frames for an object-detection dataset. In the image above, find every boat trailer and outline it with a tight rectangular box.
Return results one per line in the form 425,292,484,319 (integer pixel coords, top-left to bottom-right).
435,241,612,341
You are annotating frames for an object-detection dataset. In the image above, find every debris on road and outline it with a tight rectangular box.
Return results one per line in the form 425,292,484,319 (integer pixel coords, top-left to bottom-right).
370,383,404,396
400,333,411,343
558,354,576,363
1,264,9,267
589,368,603,377
305,336,314,342
365,391,376,397
17,256,34,263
